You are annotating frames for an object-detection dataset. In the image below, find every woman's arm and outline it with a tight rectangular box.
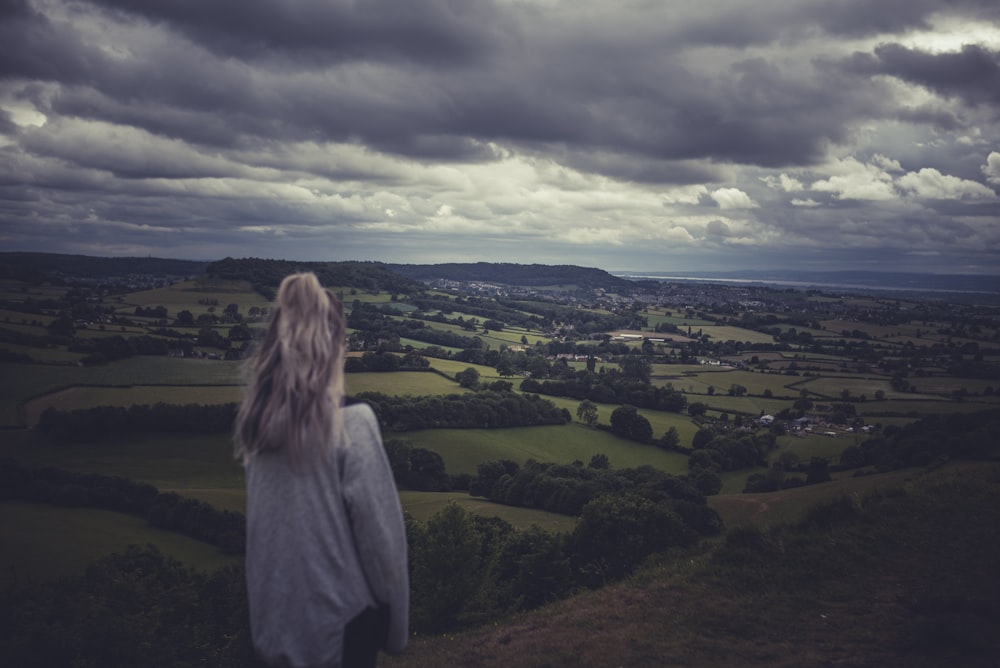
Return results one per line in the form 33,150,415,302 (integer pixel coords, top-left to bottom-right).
342,404,410,654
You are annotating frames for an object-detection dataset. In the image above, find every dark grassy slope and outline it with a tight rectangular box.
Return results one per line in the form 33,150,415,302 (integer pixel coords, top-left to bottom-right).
390,462,1000,668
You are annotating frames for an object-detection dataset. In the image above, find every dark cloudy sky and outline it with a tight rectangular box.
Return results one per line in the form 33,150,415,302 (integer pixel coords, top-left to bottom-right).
2,0,999,273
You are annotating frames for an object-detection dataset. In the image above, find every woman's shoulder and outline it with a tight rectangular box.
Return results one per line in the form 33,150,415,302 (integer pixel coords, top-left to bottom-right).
344,401,377,423
343,402,379,438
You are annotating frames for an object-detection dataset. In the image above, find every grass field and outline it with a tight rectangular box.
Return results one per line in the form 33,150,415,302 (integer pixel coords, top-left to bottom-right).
698,325,778,344
0,501,242,588
395,423,690,476
345,371,465,397
700,395,795,416
113,278,270,316
0,357,242,426
4,431,245,491
22,385,243,426
399,491,577,533
709,466,922,529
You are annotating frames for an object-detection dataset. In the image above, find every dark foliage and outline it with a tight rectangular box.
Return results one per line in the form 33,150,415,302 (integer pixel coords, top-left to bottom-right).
0,545,261,668
353,390,567,431
468,458,720,534
840,409,1000,471
520,373,687,413
688,428,778,473
206,257,424,294
348,301,483,349
343,350,431,372
384,440,452,491
37,403,239,443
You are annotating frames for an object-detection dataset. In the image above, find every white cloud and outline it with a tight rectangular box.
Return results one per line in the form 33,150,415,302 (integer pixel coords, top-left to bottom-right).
710,188,758,209
791,198,821,207
660,184,709,205
810,157,898,201
760,173,804,192
984,152,1000,186
871,154,903,173
897,168,997,200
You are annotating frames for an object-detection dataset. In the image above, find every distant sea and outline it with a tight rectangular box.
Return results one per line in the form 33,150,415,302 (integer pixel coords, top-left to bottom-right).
612,270,1000,296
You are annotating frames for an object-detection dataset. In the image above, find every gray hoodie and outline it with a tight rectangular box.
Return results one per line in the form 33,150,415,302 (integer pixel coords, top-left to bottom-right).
245,403,409,667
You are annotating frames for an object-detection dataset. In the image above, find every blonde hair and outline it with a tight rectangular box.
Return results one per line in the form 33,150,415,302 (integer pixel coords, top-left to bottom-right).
234,272,347,465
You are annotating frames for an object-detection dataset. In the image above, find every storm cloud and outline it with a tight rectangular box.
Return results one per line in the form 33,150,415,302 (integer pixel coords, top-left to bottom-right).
1,0,998,273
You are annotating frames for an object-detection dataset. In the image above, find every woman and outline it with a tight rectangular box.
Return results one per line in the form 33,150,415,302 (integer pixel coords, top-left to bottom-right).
235,272,409,668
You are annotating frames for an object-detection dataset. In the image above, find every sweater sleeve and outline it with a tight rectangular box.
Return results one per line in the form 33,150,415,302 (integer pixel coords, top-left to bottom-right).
341,405,410,654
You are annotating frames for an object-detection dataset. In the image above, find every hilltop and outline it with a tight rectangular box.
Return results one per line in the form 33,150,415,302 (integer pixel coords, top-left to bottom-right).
387,262,638,292
390,462,1000,667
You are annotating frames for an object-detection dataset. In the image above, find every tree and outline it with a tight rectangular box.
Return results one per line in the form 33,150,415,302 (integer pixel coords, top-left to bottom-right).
619,356,652,383
456,367,480,389
576,400,599,427
659,426,680,450
572,494,695,585
806,457,831,485
693,469,722,496
610,405,653,443
688,402,708,418
496,359,515,377
588,453,610,469
408,504,484,632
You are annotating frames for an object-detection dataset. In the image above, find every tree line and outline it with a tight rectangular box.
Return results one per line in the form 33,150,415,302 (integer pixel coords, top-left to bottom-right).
353,390,569,431
35,391,569,443
37,402,239,442
347,301,484,349
838,409,1000,472
520,372,688,413
206,257,425,296
468,457,721,532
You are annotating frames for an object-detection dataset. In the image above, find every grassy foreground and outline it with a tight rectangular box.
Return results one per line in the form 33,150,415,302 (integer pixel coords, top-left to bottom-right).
386,462,1000,667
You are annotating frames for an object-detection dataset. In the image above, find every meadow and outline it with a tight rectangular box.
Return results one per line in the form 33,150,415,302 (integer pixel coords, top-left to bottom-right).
0,502,241,588
4,267,998,607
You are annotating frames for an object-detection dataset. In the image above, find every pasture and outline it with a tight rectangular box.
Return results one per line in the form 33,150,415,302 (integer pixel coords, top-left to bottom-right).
345,371,465,397
395,423,690,476
0,358,241,427
113,278,270,316
0,501,242,588
4,431,244,491
23,385,243,427
698,325,778,345
709,466,920,529
399,492,577,533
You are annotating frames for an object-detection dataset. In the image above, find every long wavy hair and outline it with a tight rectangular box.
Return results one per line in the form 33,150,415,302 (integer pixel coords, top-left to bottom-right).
234,272,347,465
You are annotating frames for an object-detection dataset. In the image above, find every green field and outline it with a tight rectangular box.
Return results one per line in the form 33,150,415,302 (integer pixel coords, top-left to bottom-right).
345,371,465,397
399,491,577,533
23,385,243,427
657,368,804,399
5,269,996,613
698,325,778,344
3,431,245,491
709,466,922,529
396,423,690,476
0,358,242,426
0,501,241,588
114,278,270,316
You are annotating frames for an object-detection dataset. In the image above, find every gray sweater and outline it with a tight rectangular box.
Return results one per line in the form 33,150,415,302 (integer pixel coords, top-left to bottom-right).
245,403,409,667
